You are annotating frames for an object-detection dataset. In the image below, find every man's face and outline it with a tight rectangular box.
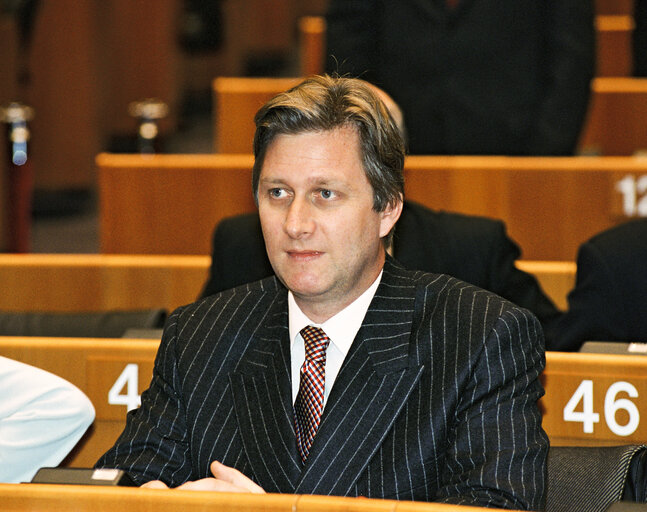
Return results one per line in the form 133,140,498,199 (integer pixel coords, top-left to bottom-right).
257,126,401,322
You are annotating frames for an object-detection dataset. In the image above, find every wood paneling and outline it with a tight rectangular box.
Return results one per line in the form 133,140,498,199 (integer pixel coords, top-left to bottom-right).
543,351,647,446
99,153,647,261
98,153,257,255
596,15,634,76
595,0,633,16
213,77,301,153
0,483,490,512
516,261,576,311
0,254,209,313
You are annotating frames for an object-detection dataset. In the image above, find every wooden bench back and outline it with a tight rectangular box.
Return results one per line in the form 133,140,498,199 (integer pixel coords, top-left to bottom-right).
0,254,209,313
98,153,256,255
212,77,301,153
98,153,647,261
1,339,643,472
516,261,576,312
297,15,635,78
579,77,647,155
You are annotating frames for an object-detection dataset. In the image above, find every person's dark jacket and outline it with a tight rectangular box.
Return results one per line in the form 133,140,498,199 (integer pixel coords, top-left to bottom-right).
546,219,647,351
325,0,595,156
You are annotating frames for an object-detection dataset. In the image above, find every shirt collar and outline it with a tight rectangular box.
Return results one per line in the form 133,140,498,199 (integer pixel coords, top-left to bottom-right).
288,270,383,355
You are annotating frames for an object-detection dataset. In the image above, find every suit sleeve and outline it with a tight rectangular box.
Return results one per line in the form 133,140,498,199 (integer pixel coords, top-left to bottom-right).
484,221,562,333
437,307,549,510
546,241,621,351
527,0,595,155
325,0,379,79
95,309,193,486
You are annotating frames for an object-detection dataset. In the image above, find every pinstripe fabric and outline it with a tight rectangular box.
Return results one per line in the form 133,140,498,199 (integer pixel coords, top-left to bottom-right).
546,445,647,512
96,257,548,509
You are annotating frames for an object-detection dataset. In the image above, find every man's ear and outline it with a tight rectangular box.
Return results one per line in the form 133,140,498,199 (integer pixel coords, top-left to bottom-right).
378,197,403,238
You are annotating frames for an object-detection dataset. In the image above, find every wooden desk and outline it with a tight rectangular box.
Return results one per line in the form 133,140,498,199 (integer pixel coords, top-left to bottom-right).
98,153,256,255
0,484,497,512
595,0,633,16
212,77,301,153
596,15,634,76
3,336,641,472
299,16,326,76
99,153,647,260
0,254,209,313
516,261,576,311
402,156,643,261
542,351,647,446
0,337,159,468
579,78,647,156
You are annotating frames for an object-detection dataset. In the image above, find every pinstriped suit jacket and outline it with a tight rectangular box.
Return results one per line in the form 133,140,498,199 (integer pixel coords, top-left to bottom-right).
97,258,548,509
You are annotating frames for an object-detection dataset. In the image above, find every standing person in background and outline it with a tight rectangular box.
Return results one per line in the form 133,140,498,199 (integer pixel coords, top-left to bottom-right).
326,0,595,155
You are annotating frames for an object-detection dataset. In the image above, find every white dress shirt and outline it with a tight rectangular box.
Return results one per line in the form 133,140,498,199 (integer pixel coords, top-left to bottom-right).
289,271,383,407
0,356,95,483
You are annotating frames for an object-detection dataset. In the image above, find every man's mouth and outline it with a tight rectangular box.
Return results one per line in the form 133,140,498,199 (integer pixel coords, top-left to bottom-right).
286,250,323,261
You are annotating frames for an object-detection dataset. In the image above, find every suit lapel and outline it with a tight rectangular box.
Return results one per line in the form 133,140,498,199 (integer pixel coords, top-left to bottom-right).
295,259,424,495
229,288,301,492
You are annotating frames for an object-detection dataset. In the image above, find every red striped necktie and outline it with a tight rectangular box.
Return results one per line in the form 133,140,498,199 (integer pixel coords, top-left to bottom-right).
294,325,331,463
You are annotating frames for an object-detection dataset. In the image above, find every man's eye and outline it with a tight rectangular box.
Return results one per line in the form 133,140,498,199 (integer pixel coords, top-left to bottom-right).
269,188,285,198
319,189,335,199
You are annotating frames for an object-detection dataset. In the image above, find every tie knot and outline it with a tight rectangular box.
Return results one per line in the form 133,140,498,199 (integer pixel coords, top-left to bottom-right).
300,325,330,362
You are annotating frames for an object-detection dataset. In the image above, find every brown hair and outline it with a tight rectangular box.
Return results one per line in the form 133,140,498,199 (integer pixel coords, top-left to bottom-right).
252,75,405,213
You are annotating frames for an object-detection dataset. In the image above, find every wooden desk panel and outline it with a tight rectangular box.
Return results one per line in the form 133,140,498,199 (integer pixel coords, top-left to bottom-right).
516,261,576,311
542,351,647,446
299,16,326,76
0,254,209,313
3,336,640,475
98,153,256,254
99,154,647,260
0,483,504,512
403,156,641,261
213,77,301,153
595,0,633,16
596,16,634,77
0,337,159,467
579,78,647,156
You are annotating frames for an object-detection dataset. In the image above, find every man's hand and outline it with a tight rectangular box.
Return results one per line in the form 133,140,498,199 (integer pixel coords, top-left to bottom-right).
140,461,266,493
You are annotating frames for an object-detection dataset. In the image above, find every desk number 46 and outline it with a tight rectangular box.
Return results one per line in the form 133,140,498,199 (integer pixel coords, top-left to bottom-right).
563,380,639,436
108,363,141,411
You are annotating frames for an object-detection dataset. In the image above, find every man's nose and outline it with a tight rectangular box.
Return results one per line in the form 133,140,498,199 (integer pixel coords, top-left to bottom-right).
284,198,314,239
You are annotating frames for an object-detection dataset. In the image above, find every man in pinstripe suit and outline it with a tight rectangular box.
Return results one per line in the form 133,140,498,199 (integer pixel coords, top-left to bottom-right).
96,75,548,509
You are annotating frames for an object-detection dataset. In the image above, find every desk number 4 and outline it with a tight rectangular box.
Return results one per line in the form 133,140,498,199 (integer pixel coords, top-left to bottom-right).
563,380,640,436
108,363,142,411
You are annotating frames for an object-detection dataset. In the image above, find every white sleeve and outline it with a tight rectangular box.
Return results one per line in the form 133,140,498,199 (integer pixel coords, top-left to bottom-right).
0,356,95,483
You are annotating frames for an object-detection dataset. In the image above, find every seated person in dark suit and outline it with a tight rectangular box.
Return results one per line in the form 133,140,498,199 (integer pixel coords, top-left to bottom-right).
97,75,548,507
546,219,647,351
200,203,561,333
